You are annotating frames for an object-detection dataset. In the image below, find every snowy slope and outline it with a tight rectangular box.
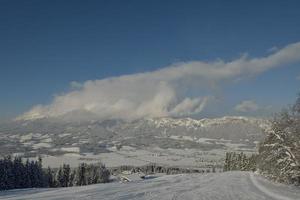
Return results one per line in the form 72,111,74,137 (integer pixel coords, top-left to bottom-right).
0,172,299,200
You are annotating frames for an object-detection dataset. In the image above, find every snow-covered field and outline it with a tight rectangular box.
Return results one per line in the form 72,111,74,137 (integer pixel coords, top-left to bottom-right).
0,116,266,160
0,171,299,200
36,146,226,168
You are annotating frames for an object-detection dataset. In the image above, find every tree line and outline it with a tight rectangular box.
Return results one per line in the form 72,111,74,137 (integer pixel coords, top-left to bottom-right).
0,156,110,191
110,164,209,175
223,152,257,172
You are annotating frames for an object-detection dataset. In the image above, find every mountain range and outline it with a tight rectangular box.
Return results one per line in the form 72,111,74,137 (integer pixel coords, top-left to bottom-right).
0,116,270,158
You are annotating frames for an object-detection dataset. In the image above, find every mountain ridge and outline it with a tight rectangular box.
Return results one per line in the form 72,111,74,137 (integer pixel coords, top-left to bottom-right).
0,116,270,158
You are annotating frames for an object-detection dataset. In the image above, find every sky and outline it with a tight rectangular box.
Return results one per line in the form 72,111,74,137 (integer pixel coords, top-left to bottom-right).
1,0,300,121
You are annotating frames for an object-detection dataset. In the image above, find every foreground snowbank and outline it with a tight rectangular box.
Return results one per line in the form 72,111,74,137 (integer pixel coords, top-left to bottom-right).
0,171,299,200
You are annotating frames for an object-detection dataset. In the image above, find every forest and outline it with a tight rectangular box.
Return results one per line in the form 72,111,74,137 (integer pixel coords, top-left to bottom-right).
0,156,110,190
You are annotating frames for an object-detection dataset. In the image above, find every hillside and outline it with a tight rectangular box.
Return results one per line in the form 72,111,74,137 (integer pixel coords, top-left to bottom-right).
0,116,269,168
0,116,269,156
0,171,298,200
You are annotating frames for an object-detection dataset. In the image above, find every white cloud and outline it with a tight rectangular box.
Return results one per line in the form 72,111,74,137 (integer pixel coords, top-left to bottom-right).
18,42,300,121
169,96,211,116
296,75,300,80
235,100,259,112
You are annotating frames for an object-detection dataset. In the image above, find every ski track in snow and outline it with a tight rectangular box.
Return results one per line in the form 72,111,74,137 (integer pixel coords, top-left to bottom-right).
0,172,299,200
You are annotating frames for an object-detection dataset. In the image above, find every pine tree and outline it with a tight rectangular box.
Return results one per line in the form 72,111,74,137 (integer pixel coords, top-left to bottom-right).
4,156,14,190
98,163,110,183
0,159,5,190
36,157,45,187
92,165,100,184
30,160,41,188
56,166,64,187
62,164,71,187
76,163,87,186
223,152,229,171
24,159,32,188
0,156,110,190
45,167,54,187
69,170,76,187
13,157,24,189
223,152,257,172
227,152,232,170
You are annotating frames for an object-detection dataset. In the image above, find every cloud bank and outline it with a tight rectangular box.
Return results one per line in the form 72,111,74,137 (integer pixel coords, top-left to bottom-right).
235,100,259,112
18,42,300,121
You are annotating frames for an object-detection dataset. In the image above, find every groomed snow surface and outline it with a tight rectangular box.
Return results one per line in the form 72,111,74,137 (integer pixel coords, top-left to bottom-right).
0,172,299,200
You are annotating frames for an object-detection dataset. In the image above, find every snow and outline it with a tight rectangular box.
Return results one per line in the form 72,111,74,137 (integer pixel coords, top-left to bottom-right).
0,171,299,200
58,133,71,138
12,153,24,157
148,116,270,130
19,133,33,142
249,173,298,200
35,155,88,168
60,147,80,153
37,147,225,168
41,138,52,143
119,173,144,182
33,143,52,149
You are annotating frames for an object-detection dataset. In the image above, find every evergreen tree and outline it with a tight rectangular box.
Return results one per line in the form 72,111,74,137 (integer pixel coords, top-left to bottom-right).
98,163,110,183
76,163,87,186
0,156,110,190
56,166,64,187
69,170,76,187
24,159,32,188
12,157,25,189
29,160,40,188
223,152,257,171
90,165,99,184
36,157,45,187
0,159,5,190
45,167,55,187
62,164,71,187
4,156,14,190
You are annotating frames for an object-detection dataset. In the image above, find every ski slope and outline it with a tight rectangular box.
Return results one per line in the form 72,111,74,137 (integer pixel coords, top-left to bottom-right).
0,172,299,200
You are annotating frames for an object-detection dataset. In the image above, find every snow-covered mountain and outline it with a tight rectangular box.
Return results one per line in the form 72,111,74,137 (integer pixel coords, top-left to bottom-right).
0,116,270,158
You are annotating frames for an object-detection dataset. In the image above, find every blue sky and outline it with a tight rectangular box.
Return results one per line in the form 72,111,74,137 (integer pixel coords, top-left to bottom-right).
1,0,300,120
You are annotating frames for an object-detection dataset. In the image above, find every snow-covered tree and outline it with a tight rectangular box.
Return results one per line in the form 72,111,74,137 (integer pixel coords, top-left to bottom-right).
258,95,300,185
56,166,64,187
98,163,110,183
62,164,71,187
223,152,257,172
76,163,87,186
